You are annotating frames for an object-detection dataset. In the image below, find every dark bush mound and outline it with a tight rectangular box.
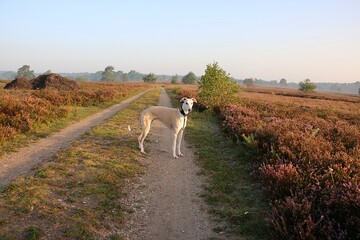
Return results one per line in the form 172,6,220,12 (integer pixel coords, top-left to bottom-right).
4,74,79,91
32,74,79,91
4,77,33,90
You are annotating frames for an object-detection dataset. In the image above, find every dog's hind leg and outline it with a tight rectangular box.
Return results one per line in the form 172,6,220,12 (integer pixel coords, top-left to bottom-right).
138,133,144,150
138,118,151,154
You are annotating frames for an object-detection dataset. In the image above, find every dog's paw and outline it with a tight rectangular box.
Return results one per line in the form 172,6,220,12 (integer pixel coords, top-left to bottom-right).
177,153,184,157
140,150,146,154
173,155,179,159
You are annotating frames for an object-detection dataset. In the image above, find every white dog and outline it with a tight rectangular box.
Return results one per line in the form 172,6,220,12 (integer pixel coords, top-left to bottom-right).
138,97,197,158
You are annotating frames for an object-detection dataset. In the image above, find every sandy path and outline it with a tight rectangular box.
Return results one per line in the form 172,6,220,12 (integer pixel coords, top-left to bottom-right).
120,88,216,240
0,90,150,190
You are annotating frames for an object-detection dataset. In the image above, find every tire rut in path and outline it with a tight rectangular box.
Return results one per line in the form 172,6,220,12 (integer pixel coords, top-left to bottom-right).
120,88,217,240
0,90,151,190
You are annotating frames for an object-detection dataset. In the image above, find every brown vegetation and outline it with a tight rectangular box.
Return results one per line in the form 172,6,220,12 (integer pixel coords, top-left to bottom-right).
3,77,32,90
4,74,79,91
243,85,360,103
32,74,79,90
175,84,360,239
0,82,151,142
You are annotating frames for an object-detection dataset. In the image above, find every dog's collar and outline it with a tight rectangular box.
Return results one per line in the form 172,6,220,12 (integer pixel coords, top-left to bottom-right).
179,108,187,116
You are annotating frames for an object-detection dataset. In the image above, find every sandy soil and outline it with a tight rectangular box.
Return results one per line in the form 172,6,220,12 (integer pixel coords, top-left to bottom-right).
120,88,218,240
0,90,150,190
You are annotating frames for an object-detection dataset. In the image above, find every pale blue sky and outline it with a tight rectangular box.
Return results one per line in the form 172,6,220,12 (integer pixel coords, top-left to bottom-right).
1,0,359,82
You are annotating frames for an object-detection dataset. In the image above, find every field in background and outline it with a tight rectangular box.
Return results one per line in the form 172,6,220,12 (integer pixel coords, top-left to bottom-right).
171,84,360,239
0,82,154,156
243,85,360,103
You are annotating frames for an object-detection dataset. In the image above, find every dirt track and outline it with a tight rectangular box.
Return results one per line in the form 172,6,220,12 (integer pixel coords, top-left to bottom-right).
0,90,150,190
120,88,216,240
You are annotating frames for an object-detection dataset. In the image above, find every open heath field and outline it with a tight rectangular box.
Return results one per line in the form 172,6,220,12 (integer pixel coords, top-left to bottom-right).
0,81,154,156
171,84,360,240
1,80,359,240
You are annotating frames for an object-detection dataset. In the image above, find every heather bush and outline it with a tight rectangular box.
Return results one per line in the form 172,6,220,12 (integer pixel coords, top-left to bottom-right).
218,90,360,239
258,163,302,199
31,90,66,106
0,95,67,133
269,195,327,240
0,125,17,141
1,83,150,142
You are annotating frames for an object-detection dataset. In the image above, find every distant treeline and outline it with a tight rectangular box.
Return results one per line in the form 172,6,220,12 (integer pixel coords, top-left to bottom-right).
1,70,359,95
0,70,172,82
236,78,360,95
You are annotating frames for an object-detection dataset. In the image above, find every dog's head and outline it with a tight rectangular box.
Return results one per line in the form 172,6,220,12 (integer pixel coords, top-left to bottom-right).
180,97,197,114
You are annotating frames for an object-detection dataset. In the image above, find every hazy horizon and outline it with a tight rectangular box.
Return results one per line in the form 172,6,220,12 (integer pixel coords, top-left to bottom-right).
1,0,359,83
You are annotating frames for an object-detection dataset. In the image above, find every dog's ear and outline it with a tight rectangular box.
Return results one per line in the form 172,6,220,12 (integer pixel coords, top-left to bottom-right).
191,98,197,103
180,97,187,103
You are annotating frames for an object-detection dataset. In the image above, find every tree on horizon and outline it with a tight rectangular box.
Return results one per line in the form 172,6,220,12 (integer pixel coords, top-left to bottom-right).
122,73,130,82
299,78,316,93
182,71,197,84
280,78,287,86
143,73,157,83
101,66,115,82
171,74,179,84
17,65,35,79
243,78,255,87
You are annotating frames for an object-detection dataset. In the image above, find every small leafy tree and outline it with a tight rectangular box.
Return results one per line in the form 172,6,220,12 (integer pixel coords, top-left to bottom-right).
299,79,316,93
182,71,197,84
114,70,124,82
17,65,35,79
143,73,157,83
101,66,115,82
199,62,240,110
280,78,287,86
243,78,255,87
171,74,179,84
122,73,130,82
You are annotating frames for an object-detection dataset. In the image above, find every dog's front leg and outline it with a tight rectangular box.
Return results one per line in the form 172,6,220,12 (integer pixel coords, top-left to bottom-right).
176,129,184,157
172,131,178,159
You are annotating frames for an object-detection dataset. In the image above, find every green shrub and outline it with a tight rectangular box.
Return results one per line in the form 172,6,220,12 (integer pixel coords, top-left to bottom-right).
299,79,316,93
199,62,240,110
